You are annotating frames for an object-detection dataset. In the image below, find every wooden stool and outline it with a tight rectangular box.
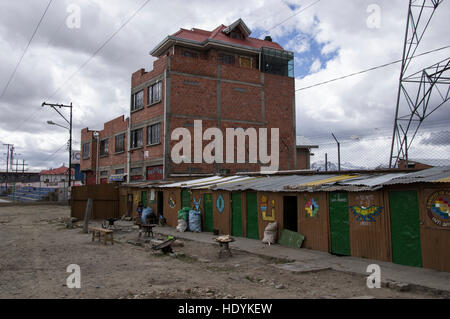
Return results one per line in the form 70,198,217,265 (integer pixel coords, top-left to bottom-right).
91,227,114,245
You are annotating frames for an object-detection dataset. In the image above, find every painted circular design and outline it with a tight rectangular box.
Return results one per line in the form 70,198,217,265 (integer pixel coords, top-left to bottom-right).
168,192,176,208
216,194,225,214
427,191,450,227
305,198,319,218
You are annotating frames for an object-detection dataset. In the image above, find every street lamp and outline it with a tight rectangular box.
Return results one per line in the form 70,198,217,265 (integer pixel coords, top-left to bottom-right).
42,102,73,192
47,120,69,130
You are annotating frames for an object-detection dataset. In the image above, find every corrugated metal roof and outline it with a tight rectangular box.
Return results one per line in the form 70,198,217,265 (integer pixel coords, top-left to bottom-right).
152,166,449,193
191,176,253,189
160,175,248,189
384,166,450,185
212,174,341,192
338,173,408,187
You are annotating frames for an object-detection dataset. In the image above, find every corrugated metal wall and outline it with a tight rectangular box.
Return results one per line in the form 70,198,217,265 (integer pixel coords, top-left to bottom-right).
257,192,283,241
212,191,231,235
419,185,450,272
71,184,119,220
348,191,391,262
298,192,330,252
162,187,181,228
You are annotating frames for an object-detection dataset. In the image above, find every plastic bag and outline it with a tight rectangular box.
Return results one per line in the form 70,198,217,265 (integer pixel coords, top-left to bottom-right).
188,209,202,233
262,221,278,245
176,219,187,232
177,207,190,221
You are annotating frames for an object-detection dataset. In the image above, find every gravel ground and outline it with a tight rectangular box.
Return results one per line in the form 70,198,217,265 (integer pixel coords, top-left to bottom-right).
0,205,447,299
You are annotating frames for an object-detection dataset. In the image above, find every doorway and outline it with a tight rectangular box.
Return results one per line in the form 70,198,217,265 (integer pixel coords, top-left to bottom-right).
389,190,422,267
329,192,350,256
157,191,164,217
283,196,298,232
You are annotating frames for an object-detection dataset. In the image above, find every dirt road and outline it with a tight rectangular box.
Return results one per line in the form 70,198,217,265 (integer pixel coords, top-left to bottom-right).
0,205,446,299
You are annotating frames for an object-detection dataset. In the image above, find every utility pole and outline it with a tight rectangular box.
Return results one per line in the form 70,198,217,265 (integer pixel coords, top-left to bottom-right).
3,144,13,190
42,102,73,190
331,133,341,172
21,159,28,174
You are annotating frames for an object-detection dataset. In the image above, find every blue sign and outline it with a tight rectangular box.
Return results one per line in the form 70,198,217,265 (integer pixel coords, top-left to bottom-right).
216,194,225,214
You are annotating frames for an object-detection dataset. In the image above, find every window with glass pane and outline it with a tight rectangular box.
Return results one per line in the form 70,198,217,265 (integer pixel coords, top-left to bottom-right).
147,123,161,145
115,133,125,153
100,139,109,156
132,90,144,111
82,143,90,159
131,128,143,148
148,82,161,105
219,53,235,65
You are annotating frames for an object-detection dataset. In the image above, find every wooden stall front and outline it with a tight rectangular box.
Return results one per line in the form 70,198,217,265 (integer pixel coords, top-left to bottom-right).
256,192,283,241
298,192,330,252
419,184,450,272
211,190,232,235
348,191,392,262
161,187,182,228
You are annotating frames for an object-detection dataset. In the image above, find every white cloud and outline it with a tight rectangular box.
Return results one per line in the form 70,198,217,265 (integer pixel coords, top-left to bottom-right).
0,0,448,170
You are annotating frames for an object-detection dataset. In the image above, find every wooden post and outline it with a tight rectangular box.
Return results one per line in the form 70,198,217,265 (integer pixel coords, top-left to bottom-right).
83,198,93,233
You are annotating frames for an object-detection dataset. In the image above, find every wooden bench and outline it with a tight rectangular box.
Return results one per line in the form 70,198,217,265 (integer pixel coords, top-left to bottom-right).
91,227,114,245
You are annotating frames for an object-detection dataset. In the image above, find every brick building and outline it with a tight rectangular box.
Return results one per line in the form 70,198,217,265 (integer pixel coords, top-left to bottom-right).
81,19,301,184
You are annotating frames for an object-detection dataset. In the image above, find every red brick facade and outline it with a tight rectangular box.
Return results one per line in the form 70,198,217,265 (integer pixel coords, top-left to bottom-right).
81,19,298,183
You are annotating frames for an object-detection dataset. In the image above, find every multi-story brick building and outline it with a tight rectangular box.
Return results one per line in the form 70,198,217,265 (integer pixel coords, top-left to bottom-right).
81,19,299,184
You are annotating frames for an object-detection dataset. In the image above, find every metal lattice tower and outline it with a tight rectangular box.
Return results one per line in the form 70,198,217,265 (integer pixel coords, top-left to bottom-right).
389,0,450,168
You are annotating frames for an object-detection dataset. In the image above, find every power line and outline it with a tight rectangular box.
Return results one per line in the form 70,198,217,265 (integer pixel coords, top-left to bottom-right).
0,0,53,99
295,45,450,92
33,143,67,166
11,0,152,133
262,0,322,35
47,0,152,101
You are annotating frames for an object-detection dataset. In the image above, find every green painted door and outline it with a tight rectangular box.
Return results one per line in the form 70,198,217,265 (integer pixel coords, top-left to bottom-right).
246,192,259,239
329,192,350,256
181,190,191,209
231,193,243,237
389,191,422,267
203,194,213,232
141,191,147,207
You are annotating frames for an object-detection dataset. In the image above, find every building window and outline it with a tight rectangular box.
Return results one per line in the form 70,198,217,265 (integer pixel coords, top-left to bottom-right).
147,123,161,146
130,167,142,181
218,53,235,65
131,90,144,111
231,31,244,40
148,82,162,105
115,168,125,175
82,142,90,159
240,56,251,68
115,133,125,153
100,170,108,177
100,139,109,156
182,50,198,58
130,128,143,149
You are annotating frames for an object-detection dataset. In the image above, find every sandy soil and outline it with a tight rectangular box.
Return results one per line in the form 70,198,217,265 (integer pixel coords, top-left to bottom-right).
0,205,446,299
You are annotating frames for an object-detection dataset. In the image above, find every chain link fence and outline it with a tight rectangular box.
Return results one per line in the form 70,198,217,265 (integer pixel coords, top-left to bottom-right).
307,129,450,170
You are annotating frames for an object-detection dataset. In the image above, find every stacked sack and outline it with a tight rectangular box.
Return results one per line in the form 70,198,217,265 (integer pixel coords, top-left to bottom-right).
189,209,202,233
176,207,190,232
262,221,278,245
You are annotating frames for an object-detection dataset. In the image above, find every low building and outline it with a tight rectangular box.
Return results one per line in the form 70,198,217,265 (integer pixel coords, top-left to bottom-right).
296,136,318,170
398,158,450,169
40,165,74,188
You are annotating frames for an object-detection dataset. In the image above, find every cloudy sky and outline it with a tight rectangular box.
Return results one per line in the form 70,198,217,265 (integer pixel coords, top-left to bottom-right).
0,0,448,171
